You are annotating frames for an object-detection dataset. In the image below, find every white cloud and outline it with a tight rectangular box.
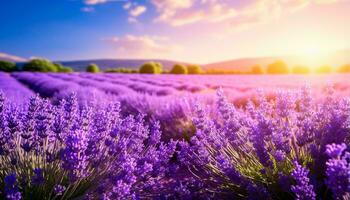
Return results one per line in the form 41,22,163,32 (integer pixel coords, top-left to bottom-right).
149,0,342,28
84,0,126,5
151,0,194,10
84,0,108,5
81,7,95,12
104,35,180,58
150,0,240,26
129,5,147,17
156,3,237,26
123,3,147,23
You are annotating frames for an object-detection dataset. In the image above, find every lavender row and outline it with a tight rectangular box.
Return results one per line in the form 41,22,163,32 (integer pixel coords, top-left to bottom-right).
0,72,34,103
11,72,114,105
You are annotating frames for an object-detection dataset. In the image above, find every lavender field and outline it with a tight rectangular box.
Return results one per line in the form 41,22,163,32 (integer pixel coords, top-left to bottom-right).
0,72,349,199
3,72,350,103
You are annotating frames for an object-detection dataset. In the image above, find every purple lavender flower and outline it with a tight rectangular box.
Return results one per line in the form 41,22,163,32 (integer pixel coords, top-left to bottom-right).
53,184,66,196
291,161,316,200
0,91,4,113
325,143,350,199
149,121,161,145
216,154,242,184
31,168,44,185
111,180,132,198
274,150,286,162
325,143,347,158
4,173,22,200
60,130,88,181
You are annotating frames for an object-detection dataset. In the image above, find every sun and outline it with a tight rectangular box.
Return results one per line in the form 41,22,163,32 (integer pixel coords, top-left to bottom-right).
292,34,337,68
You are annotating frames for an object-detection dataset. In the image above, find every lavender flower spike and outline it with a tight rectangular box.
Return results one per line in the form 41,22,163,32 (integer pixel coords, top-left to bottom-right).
325,143,350,200
291,161,316,200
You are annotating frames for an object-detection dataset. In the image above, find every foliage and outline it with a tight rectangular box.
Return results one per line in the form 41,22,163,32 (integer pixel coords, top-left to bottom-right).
315,65,332,74
139,62,163,74
251,65,263,74
292,65,310,74
54,63,74,73
22,59,58,72
105,68,138,73
170,64,188,74
267,60,289,74
187,64,203,74
338,64,350,73
0,60,16,72
86,63,100,73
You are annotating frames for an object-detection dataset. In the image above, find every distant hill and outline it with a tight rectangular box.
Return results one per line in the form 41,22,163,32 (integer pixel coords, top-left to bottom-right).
0,52,27,62
58,59,190,71
204,50,350,72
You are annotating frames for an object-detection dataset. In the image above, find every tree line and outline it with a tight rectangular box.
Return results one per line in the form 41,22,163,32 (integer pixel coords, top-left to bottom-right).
0,59,73,73
1,59,350,74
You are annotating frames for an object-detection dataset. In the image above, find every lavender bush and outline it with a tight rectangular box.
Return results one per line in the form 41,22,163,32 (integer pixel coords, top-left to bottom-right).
0,92,177,199
178,87,349,199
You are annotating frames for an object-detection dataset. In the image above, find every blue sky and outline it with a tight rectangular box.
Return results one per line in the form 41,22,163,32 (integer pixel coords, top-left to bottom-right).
0,0,134,60
0,0,349,63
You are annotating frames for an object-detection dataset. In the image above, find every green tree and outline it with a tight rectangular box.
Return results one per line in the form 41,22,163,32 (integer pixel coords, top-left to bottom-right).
315,65,332,74
292,65,310,74
251,65,263,74
23,59,58,72
139,62,163,74
86,63,100,73
267,60,289,74
187,64,203,74
54,63,74,73
170,64,188,74
0,60,16,72
338,64,350,73
154,62,163,73
105,68,137,73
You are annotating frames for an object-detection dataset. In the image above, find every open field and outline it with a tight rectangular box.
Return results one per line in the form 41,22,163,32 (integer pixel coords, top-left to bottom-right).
0,72,349,199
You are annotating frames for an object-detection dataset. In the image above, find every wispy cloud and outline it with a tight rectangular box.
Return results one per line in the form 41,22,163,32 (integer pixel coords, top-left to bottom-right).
123,2,147,23
149,0,342,28
103,35,180,58
154,2,237,26
84,0,108,5
83,0,126,6
81,7,95,12
129,5,147,17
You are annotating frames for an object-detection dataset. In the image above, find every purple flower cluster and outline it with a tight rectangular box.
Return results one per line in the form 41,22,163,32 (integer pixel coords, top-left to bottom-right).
325,143,350,199
0,92,177,199
291,161,316,200
4,174,22,200
178,87,350,199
